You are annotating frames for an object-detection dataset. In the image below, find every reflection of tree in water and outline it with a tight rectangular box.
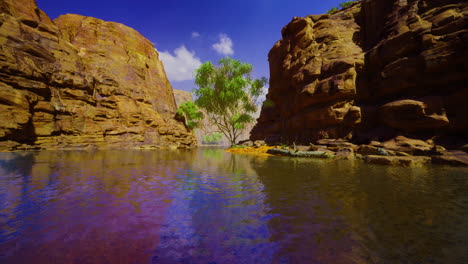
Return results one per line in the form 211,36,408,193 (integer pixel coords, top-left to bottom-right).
2,149,467,264
250,157,468,263
152,148,277,263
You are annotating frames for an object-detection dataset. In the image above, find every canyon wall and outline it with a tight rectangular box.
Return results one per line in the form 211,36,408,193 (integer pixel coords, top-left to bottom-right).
251,0,467,147
0,0,195,150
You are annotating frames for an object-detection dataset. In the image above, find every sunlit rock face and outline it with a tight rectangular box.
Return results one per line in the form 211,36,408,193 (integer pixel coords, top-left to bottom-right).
251,0,468,145
0,0,196,150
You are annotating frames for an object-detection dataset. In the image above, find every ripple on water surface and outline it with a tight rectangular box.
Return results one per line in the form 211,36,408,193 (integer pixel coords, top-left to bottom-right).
0,149,467,263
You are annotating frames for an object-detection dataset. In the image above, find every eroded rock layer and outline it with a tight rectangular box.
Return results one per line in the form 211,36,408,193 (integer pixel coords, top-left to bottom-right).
251,0,467,147
0,0,195,150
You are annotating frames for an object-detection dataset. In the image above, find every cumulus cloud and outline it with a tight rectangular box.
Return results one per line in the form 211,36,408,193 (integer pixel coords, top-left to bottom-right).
159,46,202,82
191,32,200,38
212,34,234,55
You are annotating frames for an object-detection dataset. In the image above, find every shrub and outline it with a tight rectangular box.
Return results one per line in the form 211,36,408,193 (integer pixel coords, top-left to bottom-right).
176,101,204,130
339,1,356,9
327,7,339,14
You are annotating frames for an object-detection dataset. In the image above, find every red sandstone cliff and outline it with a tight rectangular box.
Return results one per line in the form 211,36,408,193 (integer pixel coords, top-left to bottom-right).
251,0,467,147
0,0,195,150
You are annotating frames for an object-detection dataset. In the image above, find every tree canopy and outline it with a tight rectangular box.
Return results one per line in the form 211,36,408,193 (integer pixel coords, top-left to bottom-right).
193,57,267,146
176,101,204,130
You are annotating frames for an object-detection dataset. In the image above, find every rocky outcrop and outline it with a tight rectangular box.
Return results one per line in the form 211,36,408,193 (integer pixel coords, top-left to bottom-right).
0,0,195,150
251,0,467,149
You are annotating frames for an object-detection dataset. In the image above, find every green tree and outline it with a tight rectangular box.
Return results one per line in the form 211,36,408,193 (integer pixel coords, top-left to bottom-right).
194,57,267,146
203,132,223,144
176,101,204,130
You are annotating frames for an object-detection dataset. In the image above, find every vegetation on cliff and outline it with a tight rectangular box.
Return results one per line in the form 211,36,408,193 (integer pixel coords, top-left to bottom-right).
327,0,358,14
176,101,204,130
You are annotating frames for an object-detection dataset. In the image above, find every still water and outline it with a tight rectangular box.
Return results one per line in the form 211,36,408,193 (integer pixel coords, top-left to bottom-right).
0,148,467,264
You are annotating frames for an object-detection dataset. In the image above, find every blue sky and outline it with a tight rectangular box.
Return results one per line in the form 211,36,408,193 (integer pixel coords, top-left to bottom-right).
37,0,345,93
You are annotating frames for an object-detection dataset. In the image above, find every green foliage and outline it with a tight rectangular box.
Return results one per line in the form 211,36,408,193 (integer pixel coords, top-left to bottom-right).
194,57,267,146
328,0,357,14
176,101,204,130
262,99,275,109
339,0,355,9
203,132,223,144
327,7,339,14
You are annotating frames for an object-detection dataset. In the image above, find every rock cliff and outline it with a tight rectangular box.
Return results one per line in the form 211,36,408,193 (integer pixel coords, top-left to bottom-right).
251,0,467,148
0,0,195,150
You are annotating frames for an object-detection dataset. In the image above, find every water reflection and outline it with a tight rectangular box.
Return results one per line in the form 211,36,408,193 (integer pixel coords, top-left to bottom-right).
251,157,468,263
0,149,467,263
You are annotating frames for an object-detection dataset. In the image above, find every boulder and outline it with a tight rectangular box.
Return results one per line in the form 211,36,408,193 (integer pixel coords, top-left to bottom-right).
357,145,390,156
240,140,254,147
381,136,433,155
335,147,354,160
431,151,468,166
253,140,267,147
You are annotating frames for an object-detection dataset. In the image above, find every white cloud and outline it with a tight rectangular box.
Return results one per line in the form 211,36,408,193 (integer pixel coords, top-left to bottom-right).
159,45,202,82
191,32,200,38
212,34,234,55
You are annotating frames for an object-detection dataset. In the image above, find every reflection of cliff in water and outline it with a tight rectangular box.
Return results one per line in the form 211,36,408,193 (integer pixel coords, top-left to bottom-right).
2,150,467,263
250,157,468,263
0,150,196,264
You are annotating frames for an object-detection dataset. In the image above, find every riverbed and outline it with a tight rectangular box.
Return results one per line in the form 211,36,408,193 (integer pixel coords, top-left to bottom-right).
1,148,467,263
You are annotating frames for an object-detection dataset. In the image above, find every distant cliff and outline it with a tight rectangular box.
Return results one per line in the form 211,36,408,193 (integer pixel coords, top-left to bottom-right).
0,0,195,150
251,0,467,147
